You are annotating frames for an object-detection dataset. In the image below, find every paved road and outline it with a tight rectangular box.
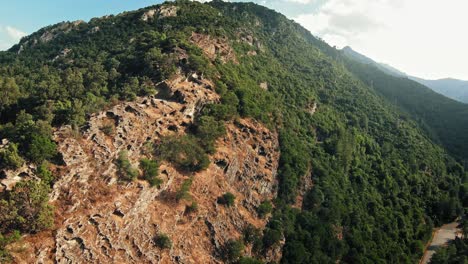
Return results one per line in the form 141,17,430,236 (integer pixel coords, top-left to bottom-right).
420,222,460,264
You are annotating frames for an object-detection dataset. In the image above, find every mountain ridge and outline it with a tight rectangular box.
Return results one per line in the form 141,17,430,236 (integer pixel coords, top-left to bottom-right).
0,1,465,263
342,46,468,104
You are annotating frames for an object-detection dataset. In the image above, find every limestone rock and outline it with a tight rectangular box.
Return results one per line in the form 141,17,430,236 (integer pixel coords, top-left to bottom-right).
11,74,281,263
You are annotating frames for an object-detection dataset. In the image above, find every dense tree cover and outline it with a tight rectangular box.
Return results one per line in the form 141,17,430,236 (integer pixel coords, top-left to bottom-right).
341,58,468,163
0,1,465,263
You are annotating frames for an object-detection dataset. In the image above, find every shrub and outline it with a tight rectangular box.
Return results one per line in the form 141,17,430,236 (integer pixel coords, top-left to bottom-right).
218,192,236,207
158,135,210,172
0,230,20,263
223,239,244,262
154,233,172,249
195,115,226,153
37,161,54,185
0,180,54,234
176,178,193,201
257,201,273,218
116,151,138,181
185,201,198,214
100,124,115,136
0,143,23,170
139,158,161,186
262,228,282,248
26,134,57,164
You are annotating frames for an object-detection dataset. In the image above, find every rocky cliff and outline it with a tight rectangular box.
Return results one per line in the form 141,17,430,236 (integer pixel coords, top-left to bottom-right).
5,73,280,263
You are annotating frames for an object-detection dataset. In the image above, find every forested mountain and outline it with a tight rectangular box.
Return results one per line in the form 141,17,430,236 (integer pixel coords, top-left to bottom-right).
343,46,468,104
410,77,468,104
341,46,468,162
0,1,466,263
342,46,407,77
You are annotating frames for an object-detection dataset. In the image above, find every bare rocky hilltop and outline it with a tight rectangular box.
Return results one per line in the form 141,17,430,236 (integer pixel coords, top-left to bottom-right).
3,72,281,263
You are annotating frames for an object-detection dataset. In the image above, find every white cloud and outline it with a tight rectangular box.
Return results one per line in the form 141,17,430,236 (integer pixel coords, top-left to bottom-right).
284,0,316,5
293,0,468,80
0,25,27,50
5,26,26,40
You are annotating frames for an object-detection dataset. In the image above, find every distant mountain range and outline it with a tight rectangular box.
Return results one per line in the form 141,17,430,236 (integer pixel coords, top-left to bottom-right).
342,46,468,104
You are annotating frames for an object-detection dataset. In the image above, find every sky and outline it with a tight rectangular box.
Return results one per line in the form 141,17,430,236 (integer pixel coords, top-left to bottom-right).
1,0,467,80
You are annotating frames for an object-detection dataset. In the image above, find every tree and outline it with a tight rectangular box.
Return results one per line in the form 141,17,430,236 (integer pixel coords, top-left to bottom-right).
140,158,161,187
0,77,20,116
0,143,24,170
27,134,57,164
223,239,244,262
0,180,54,234
257,201,273,218
158,135,210,172
116,151,138,181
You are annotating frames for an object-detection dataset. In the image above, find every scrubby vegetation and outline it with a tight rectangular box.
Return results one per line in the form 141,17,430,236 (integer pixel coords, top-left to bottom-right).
257,201,273,218
158,135,210,172
154,233,172,249
0,0,466,262
223,239,245,262
219,192,236,207
139,158,161,187
116,150,138,181
176,178,193,201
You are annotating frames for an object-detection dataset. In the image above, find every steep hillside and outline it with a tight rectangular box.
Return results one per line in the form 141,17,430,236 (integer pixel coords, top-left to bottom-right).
410,77,468,104
342,46,468,104
0,1,466,263
340,52,468,162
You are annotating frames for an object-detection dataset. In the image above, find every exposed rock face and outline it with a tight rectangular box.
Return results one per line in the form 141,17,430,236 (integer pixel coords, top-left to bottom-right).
0,140,36,192
141,5,179,21
39,21,84,43
11,74,280,263
190,33,238,64
17,20,85,53
0,163,36,192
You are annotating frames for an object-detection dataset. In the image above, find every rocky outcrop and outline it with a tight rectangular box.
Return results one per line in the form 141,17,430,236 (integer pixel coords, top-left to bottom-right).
39,21,84,43
190,33,238,64
0,140,36,192
11,74,280,263
141,5,179,21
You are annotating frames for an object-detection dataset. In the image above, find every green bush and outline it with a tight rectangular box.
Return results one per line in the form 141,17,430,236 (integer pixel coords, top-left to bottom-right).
223,239,244,262
219,192,236,207
194,115,226,153
185,201,198,214
158,135,210,172
154,233,172,249
262,228,282,249
0,143,23,170
116,151,138,181
0,180,53,234
37,161,54,186
176,178,193,201
257,201,273,218
100,124,115,136
238,257,264,264
0,230,20,263
139,158,161,187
